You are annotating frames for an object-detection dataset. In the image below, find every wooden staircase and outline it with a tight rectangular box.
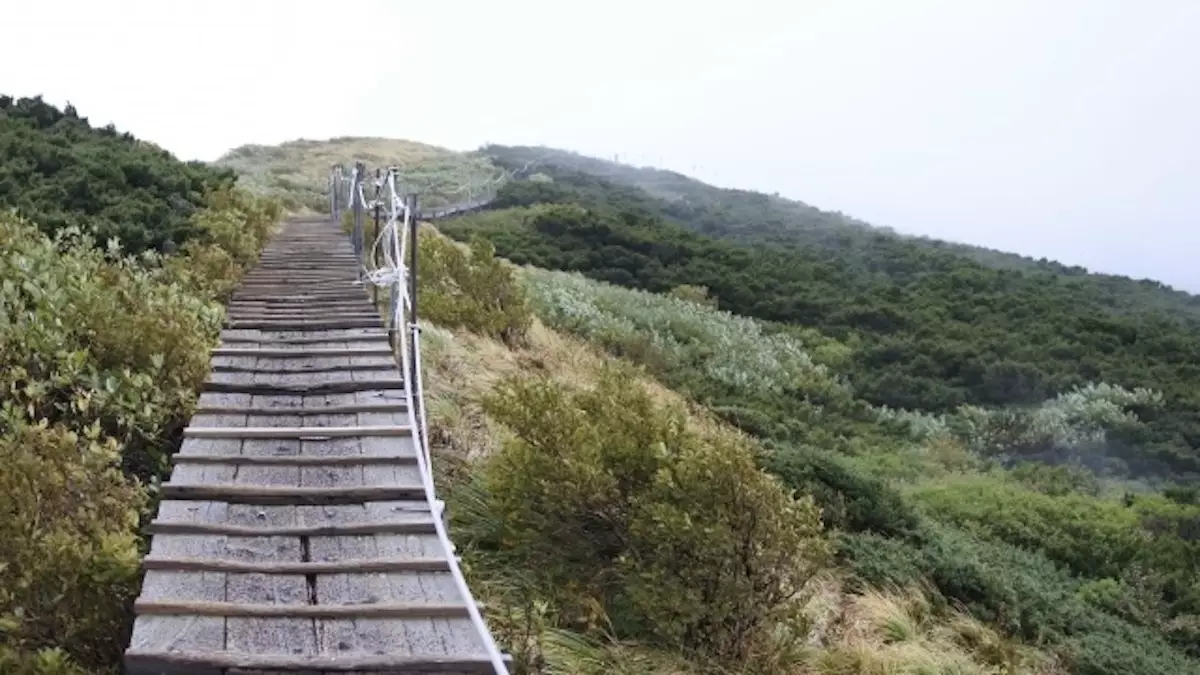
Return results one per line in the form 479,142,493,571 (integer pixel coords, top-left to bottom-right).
124,217,509,674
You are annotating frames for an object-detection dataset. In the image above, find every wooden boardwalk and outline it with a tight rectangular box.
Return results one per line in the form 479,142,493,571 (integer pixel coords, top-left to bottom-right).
125,217,508,674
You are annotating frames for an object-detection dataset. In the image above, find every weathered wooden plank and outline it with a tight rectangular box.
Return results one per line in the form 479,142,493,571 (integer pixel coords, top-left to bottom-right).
148,519,437,538
142,557,449,574
125,650,501,672
219,332,388,345
173,454,416,466
195,403,407,415
205,379,407,395
184,425,412,439
212,362,395,374
225,321,382,332
212,347,393,358
127,497,228,670
158,484,426,504
135,601,471,619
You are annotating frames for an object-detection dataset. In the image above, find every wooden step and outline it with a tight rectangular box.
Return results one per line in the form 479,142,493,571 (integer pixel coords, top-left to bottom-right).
125,649,506,673
218,333,389,344
133,601,470,619
194,402,407,414
140,556,448,574
211,346,394,357
225,318,382,330
210,362,395,374
157,484,426,504
147,519,437,537
183,425,411,439
203,379,406,395
171,453,416,466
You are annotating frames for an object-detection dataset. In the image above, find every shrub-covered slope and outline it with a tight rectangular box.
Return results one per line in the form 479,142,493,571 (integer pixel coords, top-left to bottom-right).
439,181,1200,482
0,98,281,674
0,95,236,253
412,227,1200,675
220,136,1200,674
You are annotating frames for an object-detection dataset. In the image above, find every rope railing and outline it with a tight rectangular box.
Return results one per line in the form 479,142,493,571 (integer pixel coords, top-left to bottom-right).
329,163,510,675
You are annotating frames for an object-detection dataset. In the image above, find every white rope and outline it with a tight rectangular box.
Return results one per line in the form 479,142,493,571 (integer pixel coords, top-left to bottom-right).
345,166,510,674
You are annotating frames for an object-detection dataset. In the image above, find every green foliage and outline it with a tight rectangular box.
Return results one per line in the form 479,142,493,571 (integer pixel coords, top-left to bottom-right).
839,525,1200,674
479,231,1200,670
0,421,143,673
418,234,531,344
162,185,281,301
0,95,235,252
468,368,829,666
0,101,279,670
520,264,871,446
763,443,921,537
442,162,1200,480
667,283,717,309
216,136,503,212
0,214,223,479
910,477,1143,580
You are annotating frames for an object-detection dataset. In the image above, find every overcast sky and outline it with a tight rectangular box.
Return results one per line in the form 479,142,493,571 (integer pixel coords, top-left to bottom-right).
3,0,1198,290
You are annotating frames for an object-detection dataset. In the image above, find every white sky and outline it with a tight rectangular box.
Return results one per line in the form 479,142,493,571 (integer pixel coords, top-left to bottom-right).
3,0,1198,289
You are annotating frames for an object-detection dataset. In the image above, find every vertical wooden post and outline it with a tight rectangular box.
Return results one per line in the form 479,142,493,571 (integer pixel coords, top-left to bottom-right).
407,193,420,405
352,162,365,275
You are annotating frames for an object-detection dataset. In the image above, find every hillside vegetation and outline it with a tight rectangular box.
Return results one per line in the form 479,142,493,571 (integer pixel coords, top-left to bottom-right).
89,131,1200,675
0,95,236,253
404,225,1200,674
215,136,501,212
481,144,1200,317
0,96,281,674
441,165,1200,483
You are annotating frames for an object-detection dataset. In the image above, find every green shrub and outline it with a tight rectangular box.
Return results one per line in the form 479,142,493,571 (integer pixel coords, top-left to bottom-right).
163,186,280,301
0,214,221,480
0,421,144,672
910,476,1143,580
839,523,1200,674
764,443,921,536
471,367,829,665
418,234,531,345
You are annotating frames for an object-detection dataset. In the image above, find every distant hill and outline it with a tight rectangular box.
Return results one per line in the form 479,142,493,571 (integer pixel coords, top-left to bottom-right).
480,144,1200,319
215,136,500,212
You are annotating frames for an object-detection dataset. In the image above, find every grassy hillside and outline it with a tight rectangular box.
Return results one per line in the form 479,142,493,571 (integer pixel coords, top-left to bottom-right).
442,178,1200,482
0,96,281,674
410,227,1200,674
217,136,1200,674
215,136,501,212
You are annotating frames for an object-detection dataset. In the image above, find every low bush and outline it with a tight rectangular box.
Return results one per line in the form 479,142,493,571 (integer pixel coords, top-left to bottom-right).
418,233,531,345
467,367,829,666
0,421,144,674
839,523,1200,675
0,214,220,479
